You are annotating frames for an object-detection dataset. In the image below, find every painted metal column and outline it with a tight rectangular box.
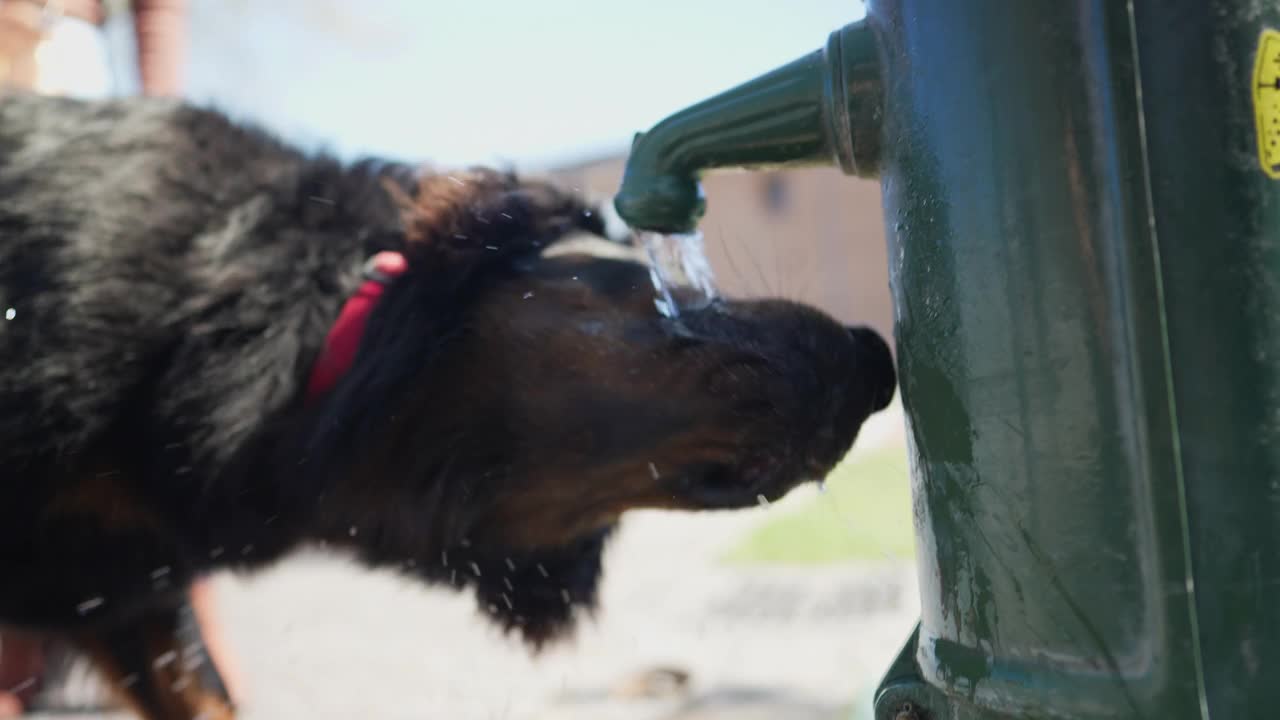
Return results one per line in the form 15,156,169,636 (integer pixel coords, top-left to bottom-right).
872,1,1280,718
1131,2,1280,717
611,1,1280,717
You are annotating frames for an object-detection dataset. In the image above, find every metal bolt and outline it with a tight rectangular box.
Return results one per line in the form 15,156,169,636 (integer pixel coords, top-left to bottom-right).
894,702,924,720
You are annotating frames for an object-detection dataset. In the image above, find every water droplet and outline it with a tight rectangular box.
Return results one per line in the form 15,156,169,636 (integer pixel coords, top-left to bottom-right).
441,550,449,567
450,569,458,585
120,673,140,688
150,566,171,580
522,291,534,300
152,650,178,669
500,212,514,220
8,676,36,694
572,275,579,280
756,494,770,508
76,596,105,615
447,175,465,186
817,480,827,494
501,593,514,610
240,544,254,556
459,538,472,548
453,234,468,240
348,526,358,537
4,308,14,321
405,559,417,569
536,563,549,578
469,562,482,577
209,546,225,559
503,577,514,591
484,244,499,251
488,603,499,613
171,676,191,692
560,589,571,605
648,462,661,480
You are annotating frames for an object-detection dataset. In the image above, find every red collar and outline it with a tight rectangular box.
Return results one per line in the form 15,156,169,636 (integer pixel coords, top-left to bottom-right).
305,251,408,403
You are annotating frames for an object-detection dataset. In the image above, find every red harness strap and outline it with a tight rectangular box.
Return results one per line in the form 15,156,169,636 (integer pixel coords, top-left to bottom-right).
305,251,408,403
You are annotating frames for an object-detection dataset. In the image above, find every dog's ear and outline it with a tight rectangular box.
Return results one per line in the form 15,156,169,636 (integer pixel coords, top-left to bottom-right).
466,524,615,651
389,169,602,270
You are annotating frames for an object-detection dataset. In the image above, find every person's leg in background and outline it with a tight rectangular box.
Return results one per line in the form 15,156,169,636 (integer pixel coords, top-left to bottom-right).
0,631,43,718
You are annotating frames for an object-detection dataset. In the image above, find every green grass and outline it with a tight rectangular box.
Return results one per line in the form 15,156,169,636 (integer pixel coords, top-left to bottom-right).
722,446,916,565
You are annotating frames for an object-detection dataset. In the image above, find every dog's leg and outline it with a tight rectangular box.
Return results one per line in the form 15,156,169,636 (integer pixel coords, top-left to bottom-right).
73,604,234,720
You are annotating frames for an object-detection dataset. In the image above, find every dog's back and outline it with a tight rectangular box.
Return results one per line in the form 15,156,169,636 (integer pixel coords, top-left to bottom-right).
0,95,403,475
0,95,423,588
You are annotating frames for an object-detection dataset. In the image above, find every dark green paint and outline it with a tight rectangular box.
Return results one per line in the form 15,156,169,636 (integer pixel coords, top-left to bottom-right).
614,1,1280,718
1135,1,1280,717
873,0,1205,716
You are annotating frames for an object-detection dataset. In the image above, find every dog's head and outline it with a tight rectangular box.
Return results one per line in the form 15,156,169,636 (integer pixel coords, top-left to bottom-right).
301,169,896,647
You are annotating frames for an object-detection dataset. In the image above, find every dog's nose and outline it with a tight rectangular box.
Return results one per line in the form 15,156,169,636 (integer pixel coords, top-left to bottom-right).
847,326,896,412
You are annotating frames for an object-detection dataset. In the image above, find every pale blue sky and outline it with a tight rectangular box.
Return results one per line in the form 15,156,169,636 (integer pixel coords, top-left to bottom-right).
179,1,865,170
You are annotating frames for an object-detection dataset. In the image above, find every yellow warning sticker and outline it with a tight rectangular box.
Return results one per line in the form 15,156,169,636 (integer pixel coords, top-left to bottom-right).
1253,29,1280,178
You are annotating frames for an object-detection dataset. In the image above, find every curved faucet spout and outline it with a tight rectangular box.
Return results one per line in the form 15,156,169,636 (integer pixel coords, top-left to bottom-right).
613,20,883,233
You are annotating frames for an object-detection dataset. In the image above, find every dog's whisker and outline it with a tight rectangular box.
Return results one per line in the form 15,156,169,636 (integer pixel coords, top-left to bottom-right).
714,227,749,296
742,236,773,297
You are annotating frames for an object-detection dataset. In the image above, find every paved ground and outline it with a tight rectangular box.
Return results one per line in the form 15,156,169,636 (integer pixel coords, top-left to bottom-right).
29,407,918,720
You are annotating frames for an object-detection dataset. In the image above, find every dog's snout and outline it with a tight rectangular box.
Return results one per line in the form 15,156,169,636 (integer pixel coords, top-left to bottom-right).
847,326,896,412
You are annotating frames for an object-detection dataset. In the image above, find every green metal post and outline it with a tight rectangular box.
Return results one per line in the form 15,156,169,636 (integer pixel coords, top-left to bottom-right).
1131,2,1280,717
613,2,1280,718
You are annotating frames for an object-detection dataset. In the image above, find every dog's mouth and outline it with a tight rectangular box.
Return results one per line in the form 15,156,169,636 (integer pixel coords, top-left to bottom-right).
673,455,829,509
678,461,771,508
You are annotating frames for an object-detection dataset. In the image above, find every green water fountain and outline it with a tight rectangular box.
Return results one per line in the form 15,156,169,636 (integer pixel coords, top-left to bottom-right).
615,2,1280,718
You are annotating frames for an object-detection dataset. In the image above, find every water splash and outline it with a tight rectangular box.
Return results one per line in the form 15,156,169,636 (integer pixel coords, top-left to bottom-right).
636,231,718,318
151,650,178,669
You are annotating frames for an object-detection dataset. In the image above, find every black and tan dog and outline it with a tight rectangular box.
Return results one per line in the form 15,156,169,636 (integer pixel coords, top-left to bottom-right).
0,93,896,719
